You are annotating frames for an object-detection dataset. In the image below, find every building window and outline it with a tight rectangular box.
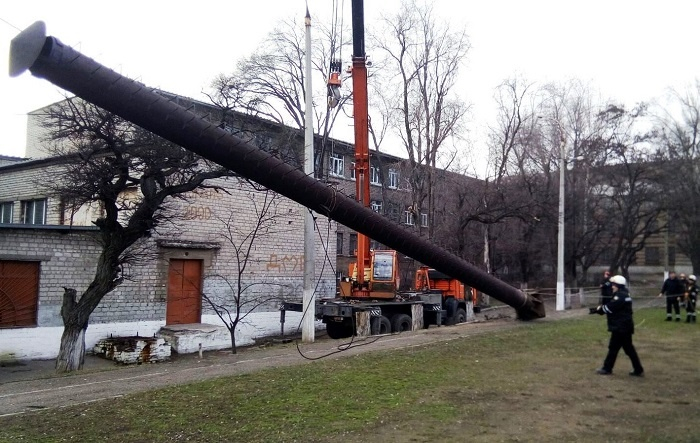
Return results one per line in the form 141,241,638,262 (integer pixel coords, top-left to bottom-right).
420,213,428,227
370,166,381,185
0,260,39,327
0,202,13,224
349,233,358,256
330,154,344,177
388,169,398,189
371,200,383,213
336,232,343,255
387,202,400,222
350,162,356,180
645,246,660,266
21,199,46,225
403,210,415,226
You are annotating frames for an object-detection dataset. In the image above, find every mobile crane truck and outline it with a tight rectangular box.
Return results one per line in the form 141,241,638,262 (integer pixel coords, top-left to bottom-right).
286,0,483,339
9,11,545,341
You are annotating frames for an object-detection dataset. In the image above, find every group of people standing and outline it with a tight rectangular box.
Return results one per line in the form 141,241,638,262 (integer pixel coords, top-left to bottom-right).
658,271,698,323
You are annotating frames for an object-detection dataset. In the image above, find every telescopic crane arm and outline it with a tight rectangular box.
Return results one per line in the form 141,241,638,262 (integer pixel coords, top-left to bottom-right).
350,0,372,296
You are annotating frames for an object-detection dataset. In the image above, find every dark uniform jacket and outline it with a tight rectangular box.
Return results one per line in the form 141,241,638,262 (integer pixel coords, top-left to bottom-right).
597,286,634,334
661,277,684,297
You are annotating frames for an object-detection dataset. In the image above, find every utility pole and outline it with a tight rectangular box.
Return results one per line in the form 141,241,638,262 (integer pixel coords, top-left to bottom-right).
556,124,566,311
302,6,316,342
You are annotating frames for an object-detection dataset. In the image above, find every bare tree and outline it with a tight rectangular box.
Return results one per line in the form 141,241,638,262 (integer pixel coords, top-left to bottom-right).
202,188,295,354
371,0,470,238
656,80,700,273
205,17,352,179
530,80,622,286
594,104,665,278
42,97,233,372
481,79,542,281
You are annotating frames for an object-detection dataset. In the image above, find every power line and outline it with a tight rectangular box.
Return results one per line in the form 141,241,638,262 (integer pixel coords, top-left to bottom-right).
0,16,22,32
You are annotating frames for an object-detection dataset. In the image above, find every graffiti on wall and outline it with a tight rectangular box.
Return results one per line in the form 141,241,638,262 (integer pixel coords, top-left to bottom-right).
266,254,304,273
182,188,223,220
183,206,212,220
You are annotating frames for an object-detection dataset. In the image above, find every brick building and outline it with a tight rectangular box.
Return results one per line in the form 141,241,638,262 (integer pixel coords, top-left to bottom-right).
0,96,336,360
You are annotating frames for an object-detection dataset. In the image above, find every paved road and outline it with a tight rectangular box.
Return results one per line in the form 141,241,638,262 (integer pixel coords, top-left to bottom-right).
0,304,585,417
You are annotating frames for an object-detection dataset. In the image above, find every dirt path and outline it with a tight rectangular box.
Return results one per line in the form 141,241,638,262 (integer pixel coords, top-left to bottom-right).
0,303,585,417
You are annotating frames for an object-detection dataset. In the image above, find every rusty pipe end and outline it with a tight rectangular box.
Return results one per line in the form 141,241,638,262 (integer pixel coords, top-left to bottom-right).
9,21,46,77
516,292,546,321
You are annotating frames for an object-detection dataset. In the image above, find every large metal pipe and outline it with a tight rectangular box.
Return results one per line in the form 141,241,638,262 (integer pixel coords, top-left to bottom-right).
9,22,545,320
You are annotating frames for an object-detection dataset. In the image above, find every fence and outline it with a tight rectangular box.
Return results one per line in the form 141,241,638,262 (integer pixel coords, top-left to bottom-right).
480,283,666,312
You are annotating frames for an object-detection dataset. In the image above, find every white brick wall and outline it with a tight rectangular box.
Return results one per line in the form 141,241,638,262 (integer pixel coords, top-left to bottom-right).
0,311,321,360
0,166,337,360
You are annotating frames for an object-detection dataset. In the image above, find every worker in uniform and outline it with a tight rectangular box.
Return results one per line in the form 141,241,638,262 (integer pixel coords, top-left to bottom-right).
599,270,613,305
679,273,688,290
593,275,644,376
658,271,683,322
684,275,698,323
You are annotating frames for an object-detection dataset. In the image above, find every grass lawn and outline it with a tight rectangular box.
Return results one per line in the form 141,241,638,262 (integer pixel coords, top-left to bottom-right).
1,307,698,442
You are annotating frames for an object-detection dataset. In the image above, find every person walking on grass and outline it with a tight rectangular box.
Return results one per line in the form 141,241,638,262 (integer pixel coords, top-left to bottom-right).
684,275,698,323
593,275,644,377
659,271,683,322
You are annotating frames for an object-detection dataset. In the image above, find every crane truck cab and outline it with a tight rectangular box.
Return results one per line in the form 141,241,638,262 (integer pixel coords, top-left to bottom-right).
339,249,400,299
413,266,479,324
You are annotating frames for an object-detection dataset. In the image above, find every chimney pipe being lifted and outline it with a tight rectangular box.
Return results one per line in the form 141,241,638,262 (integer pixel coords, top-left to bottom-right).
9,21,545,320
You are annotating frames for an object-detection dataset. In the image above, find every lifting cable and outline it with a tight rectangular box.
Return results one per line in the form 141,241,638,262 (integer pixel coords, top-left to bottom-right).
327,0,343,109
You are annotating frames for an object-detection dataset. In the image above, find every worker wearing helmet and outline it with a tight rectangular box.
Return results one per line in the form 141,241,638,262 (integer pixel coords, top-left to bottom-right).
684,275,698,323
591,275,644,376
658,271,683,322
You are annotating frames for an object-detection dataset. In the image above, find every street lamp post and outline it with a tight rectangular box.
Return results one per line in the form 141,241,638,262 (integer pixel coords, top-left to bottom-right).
539,114,567,311
556,133,566,311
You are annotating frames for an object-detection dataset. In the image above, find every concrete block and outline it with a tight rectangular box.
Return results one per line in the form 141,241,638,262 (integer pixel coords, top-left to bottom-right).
93,336,171,364
157,323,231,354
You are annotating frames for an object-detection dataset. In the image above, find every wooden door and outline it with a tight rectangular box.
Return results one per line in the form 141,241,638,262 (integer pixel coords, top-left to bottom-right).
166,259,202,325
0,260,39,328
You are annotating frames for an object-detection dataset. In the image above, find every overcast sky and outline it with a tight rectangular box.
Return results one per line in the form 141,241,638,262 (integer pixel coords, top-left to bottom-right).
2,0,698,169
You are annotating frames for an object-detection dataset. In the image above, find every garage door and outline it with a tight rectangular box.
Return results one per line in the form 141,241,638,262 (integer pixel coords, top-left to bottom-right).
0,260,39,328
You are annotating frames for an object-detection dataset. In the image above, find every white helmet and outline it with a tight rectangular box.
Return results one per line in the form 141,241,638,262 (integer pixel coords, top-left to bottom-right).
609,275,627,286
690,275,697,282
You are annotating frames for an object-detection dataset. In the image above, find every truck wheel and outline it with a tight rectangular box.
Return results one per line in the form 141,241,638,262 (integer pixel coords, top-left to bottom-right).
391,314,412,333
444,297,457,325
371,316,391,335
326,320,353,339
455,308,467,324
